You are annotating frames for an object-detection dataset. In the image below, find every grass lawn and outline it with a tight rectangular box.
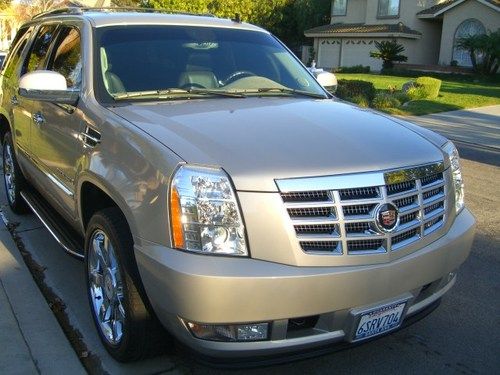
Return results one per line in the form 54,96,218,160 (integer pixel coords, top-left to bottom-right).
335,73,500,116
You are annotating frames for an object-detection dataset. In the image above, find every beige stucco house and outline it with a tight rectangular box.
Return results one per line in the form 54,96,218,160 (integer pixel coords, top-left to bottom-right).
304,0,500,71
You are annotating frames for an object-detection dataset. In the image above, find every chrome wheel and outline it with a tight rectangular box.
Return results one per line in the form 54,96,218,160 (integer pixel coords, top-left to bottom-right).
88,229,125,345
3,143,16,204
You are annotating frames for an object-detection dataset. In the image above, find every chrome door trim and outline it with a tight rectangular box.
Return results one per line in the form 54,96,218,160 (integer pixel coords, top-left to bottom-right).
46,171,74,197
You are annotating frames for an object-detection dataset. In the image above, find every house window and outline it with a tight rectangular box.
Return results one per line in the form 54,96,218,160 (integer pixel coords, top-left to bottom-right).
332,0,347,16
378,0,400,18
452,19,486,67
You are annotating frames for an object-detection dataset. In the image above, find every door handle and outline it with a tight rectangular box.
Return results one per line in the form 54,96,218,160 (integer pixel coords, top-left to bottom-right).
33,112,45,126
10,96,18,106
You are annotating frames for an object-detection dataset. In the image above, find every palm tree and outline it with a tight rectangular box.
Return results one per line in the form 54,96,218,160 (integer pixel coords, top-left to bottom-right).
457,30,500,75
370,40,408,69
455,34,482,71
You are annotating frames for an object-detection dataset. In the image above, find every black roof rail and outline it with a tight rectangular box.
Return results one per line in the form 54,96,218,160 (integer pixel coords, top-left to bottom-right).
32,6,216,20
32,7,83,20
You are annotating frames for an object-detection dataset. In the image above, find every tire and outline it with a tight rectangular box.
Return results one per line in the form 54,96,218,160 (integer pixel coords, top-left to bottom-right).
2,132,29,214
85,207,168,362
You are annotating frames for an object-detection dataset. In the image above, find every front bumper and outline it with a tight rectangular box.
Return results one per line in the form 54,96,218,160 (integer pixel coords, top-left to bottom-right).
135,208,475,358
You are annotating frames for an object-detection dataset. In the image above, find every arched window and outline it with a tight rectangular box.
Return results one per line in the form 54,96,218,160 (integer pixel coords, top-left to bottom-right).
452,19,486,67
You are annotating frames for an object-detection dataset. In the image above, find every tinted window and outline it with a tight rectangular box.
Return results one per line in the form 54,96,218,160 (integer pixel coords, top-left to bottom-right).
2,27,33,78
49,27,82,88
24,24,58,74
95,25,324,100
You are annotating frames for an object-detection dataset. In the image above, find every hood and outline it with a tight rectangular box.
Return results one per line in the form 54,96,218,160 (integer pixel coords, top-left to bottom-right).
110,98,444,192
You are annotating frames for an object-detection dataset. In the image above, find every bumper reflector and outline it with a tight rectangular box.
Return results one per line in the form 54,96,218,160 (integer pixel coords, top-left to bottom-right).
186,321,269,342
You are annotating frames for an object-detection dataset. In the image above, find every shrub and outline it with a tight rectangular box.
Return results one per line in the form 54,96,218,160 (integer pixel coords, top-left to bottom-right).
415,76,442,99
348,94,371,107
406,85,427,100
402,77,442,100
336,79,376,102
333,65,370,73
393,91,410,104
372,93,401,109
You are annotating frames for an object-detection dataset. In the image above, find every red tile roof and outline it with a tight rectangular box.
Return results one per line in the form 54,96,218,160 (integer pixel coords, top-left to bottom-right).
305,23,421,36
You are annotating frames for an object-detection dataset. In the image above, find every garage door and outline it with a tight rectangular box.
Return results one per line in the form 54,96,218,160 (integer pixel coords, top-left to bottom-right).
342,39,382,71
318,39,340,69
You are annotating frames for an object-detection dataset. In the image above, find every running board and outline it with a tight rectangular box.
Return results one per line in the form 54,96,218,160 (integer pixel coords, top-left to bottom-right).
20,189,85,260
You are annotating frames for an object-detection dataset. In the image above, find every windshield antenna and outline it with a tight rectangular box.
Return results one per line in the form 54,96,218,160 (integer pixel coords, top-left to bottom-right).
232,13,241,23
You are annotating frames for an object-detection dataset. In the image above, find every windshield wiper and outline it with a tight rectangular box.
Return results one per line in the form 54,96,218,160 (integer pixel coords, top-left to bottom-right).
113,88,246,100
112,89,190,100
187,89,246,98
256,87,327,99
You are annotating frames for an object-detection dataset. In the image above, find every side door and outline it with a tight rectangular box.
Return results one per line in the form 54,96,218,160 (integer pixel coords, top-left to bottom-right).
29,25,84,219
1,26,36,162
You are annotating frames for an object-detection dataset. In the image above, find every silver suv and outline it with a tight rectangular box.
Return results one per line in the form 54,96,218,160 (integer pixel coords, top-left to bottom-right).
0,8,476,363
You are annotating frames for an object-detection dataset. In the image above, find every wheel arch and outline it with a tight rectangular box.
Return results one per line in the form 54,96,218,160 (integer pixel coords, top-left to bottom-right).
78,174,139,240
0,113,11,144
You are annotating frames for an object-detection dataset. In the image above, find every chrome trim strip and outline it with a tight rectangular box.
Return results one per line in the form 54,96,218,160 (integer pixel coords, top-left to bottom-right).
291,218,339,225
20,191,84,260
46,172,74,197
284,201,336,209
275,162,444,192
277,172,385,192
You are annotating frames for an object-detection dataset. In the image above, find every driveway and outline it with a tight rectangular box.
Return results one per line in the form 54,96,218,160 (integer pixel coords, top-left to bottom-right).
0,106,499,374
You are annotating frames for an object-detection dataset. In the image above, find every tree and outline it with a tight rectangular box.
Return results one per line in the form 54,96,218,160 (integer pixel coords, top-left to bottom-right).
456,29,499,75
370,40,408,69
455,34,482,71
13,0,67,20
148,0,331,47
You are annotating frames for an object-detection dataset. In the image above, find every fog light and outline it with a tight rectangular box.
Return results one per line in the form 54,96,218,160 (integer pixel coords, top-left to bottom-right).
186,321,269,342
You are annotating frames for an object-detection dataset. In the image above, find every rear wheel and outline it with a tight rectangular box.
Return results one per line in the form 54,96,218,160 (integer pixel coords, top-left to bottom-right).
2,132,29,214
85,208,167,361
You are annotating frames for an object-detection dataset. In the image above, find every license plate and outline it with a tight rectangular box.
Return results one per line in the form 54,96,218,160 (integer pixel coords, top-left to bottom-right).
354,302,406,341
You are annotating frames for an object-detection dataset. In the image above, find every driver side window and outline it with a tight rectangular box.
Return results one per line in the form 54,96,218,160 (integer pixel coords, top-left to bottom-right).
47,26,82,89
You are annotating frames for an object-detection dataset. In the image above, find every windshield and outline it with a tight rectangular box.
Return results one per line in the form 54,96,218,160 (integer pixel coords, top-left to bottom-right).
95,25,327,101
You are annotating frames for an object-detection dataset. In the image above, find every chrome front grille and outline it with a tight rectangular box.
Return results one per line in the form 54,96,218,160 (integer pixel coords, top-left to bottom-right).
278,163,448,256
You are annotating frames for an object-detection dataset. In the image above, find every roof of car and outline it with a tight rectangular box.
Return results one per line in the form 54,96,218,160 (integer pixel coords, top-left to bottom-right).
31,8,267,33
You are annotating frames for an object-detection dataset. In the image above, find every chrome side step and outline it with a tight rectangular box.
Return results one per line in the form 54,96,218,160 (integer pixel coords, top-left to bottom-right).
21,189,84,260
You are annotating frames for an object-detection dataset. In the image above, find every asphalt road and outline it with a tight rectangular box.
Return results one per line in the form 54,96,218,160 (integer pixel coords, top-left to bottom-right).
1,145,499,375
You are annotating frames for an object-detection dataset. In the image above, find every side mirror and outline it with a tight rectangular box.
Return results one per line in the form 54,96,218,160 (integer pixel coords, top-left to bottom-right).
18,70,79,106
315,71,338,94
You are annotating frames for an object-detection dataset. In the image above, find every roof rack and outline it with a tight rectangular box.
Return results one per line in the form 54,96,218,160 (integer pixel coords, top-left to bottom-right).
32,6,216,20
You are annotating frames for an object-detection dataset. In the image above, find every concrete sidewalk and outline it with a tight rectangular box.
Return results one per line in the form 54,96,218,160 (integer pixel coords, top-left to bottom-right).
0,214,85,375
404,105,500,150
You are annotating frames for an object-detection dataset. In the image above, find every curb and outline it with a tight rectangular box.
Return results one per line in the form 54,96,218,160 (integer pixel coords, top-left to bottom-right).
0,218,85,374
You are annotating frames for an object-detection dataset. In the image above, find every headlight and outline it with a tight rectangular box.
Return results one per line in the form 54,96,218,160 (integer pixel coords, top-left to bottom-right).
169,165,248,256
443,142,464,213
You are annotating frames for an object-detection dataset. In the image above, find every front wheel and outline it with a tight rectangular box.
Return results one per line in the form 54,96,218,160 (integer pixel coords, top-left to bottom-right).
85,208,167,361
2,132,29,214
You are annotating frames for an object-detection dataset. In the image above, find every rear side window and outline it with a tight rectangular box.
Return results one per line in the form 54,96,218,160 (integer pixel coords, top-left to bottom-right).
2,27,33,78
23,24,58,74
48,26,82,88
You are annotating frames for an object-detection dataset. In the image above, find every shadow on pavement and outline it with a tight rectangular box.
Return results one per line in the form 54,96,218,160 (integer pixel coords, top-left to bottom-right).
455,141,500,167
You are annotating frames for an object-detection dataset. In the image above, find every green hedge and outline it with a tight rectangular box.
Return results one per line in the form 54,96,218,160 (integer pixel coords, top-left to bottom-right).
333,65,371,74
404,76,442,100
336,79,376,103
415,76,442,99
